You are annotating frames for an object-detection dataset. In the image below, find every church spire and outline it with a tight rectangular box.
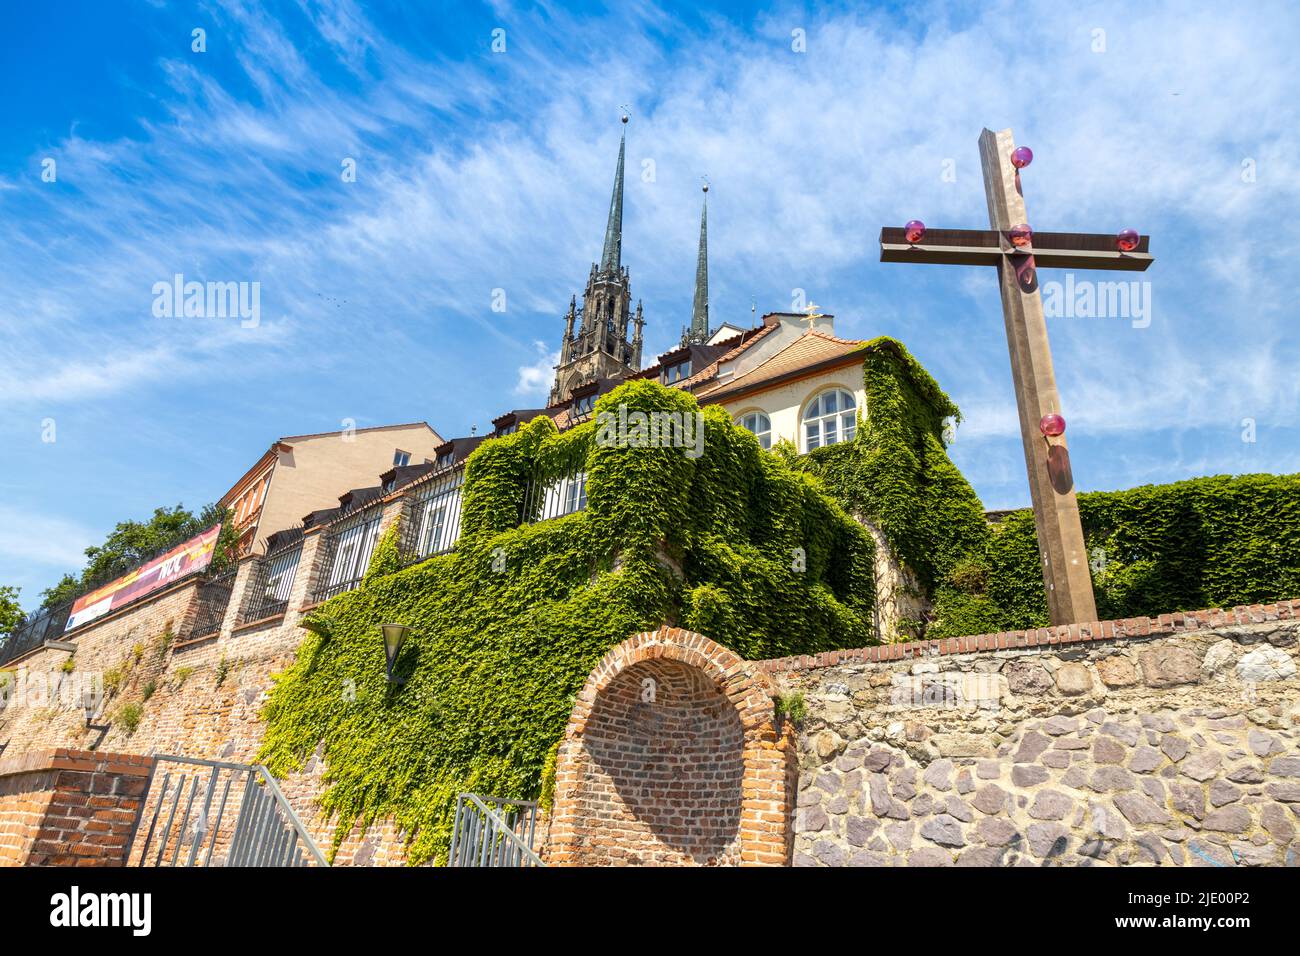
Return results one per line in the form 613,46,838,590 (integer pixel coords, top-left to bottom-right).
689,183,709,342
599,115,628,274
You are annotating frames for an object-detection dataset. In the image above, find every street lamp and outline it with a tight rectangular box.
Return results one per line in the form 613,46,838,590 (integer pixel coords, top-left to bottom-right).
380,624,410,684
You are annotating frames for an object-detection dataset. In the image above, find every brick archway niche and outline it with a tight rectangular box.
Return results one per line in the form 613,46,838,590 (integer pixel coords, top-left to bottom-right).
546,627,797,866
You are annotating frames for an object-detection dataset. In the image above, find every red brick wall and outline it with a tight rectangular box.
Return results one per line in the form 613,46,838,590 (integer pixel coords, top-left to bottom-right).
547,627,797,867
0,749,152,867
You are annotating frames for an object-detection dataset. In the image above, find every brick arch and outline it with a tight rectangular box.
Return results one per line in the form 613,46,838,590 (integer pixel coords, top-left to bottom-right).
546,626,796,866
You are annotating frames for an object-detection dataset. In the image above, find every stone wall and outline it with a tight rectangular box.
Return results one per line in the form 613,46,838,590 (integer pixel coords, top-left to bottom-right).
0,749,152,867
762,603,1300,867
0,498,414,866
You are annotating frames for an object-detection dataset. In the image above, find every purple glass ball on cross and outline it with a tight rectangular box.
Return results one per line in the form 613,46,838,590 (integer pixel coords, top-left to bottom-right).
904,220,926,243
1010,146,1033,169
1039,413,1066,437
1009,223,1033,247
1116,229,1140,252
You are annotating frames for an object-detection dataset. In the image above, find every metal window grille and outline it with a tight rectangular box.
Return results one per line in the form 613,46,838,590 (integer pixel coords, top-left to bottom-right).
521,470,587,524
312,507,383,603
401,467,464,561
188,568,237,639
243,537,303,623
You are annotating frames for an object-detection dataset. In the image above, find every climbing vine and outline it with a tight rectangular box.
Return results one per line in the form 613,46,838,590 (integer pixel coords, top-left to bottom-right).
796,336,991,617
932,473,1300,635
258,379,874,864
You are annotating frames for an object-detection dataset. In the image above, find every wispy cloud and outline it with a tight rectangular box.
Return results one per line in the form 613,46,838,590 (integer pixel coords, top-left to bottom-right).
0,0,1297,597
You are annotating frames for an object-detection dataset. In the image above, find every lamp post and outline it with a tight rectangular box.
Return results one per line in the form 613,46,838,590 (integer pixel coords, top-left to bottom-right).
380,624,410,684
82,691,110,747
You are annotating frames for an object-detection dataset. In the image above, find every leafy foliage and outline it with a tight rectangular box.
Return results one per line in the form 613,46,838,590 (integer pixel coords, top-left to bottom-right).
932,474,1300,634
0,586,23,638
258,379,875,864
797,337,990,634
41,504,239,609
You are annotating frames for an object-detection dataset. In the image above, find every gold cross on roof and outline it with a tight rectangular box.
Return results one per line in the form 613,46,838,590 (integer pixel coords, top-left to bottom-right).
801,301,825,327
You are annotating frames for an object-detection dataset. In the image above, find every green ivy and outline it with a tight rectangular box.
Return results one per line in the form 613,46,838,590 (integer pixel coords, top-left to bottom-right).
932,473,1300,634
258,379,875,865
797,336,990,603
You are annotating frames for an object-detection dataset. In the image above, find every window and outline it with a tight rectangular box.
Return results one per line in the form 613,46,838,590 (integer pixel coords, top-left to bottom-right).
573,394,595,416
802,388,857,451
393,449,411,468
738,411,772,450
662,360,690,384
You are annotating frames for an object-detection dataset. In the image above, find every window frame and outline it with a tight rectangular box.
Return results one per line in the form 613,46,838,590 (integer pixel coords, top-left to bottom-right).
736,409,773,450
800,387,859,452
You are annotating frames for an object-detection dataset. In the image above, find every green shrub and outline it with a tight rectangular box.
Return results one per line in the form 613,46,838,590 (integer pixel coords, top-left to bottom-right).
115,702,143,735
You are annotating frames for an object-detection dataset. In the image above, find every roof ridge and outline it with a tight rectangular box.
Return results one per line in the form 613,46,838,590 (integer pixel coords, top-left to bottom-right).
676,322,778,390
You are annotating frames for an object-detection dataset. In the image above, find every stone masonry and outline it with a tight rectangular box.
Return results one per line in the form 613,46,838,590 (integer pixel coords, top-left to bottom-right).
763,605,1300,866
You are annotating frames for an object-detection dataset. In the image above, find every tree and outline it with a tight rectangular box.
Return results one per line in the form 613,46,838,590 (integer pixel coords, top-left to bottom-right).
0,585,24,638
40,503,238,609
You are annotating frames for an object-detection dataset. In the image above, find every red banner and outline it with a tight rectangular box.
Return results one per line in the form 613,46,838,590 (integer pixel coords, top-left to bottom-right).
65,525,222,632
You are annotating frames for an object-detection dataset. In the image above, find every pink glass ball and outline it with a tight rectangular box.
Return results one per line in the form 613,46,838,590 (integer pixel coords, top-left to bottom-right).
1116,228,1140,252
904,220,926,243
1010,146,1033,169
1009,223,1033,247
1039,413,1066,437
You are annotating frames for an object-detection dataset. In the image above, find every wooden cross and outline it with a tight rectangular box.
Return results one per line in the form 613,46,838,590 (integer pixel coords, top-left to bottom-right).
879,128,1153,626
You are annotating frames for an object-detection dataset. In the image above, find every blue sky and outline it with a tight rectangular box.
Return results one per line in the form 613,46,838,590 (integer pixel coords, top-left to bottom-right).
2,0,1298,610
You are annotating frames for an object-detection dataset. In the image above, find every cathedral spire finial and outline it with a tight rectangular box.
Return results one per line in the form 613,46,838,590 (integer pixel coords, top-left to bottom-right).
688,180,709,343
599,115,628,274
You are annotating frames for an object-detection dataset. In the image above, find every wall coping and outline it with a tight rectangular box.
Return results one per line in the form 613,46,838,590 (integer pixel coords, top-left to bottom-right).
0,747,154,779
758,599,1300,673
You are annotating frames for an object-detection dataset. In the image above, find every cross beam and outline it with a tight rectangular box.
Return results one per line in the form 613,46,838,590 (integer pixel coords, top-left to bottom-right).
879,128,1154,626
880,227,1152,270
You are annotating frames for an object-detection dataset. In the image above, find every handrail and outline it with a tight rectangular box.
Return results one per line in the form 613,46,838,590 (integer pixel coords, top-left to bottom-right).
131,754,330,867
449,793,544,867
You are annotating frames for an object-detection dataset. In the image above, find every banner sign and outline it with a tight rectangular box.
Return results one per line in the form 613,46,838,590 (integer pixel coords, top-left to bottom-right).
64,525,222,633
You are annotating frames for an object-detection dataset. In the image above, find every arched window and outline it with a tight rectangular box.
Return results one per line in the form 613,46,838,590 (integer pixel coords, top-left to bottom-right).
802,388,857,451
738,411,772,450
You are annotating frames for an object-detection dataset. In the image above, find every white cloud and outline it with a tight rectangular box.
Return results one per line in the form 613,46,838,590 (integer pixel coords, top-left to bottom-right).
515,341,560,399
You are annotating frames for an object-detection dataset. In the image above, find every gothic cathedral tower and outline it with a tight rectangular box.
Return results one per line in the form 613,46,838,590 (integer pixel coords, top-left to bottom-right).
549,116,644,406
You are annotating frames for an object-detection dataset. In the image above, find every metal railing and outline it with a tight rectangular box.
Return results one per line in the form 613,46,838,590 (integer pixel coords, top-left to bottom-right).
242,535,303,622
188,568,237,639
0,524,236,665
401,467,464,562
311,506,383,603
130,755,329,868
448,793,544,867
520,470,587,524
0,602,72,666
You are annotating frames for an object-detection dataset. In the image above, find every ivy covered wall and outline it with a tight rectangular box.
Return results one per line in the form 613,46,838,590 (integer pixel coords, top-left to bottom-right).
255,338,1299,865
933,473,1300,636
794,338,1300,641
257,380,875,864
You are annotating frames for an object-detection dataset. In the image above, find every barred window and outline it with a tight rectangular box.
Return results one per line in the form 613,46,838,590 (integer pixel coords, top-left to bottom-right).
244,538,302,622
408,469,464,559
314,509,383,602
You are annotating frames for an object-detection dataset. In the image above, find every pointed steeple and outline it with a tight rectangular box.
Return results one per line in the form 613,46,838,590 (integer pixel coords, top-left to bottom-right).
599,116,628,274
689,184,709,342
